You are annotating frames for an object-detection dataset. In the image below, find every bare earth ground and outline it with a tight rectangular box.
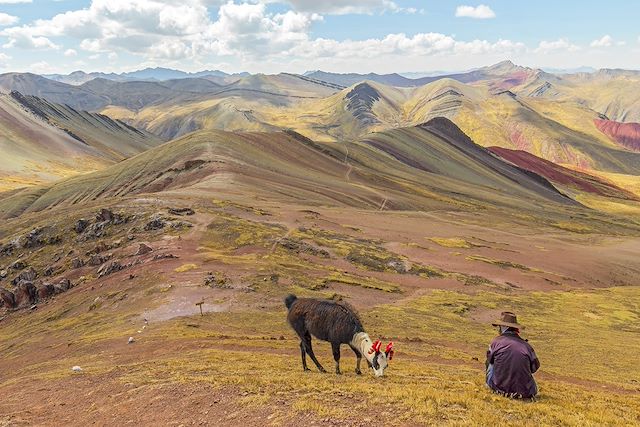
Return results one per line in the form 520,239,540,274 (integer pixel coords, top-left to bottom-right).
1,195,639,426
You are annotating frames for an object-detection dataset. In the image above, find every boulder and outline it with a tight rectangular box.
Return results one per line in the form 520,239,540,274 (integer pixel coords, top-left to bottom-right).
75,219,90,234
96,208,126,225
82,222,105,239
43,265,55,276
88,254,109,266
96,208,114,222
168,207,195,216
144,216,166,231
135,243,153,256
11,267,37,286
97,261,123,278
0,269,7,279
9,260,27,271
87,241,109,255
14,281,37,307
152,253,178,260
0,242,15,256
71,258,85,269
54,278,71,293
21,227,45,248
170,221,193,229
0,288,15,308
37,283,56,300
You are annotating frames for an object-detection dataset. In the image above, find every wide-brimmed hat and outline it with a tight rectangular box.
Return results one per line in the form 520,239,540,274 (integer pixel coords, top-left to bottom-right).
492,311,525,330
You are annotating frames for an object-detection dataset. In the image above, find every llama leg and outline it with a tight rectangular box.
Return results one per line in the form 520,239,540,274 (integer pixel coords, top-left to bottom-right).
332,343,341,375
303,334,326,373
300,341,310,371
350,345,362,375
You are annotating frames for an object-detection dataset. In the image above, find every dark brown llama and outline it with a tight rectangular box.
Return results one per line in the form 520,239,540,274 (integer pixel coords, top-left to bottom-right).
284,294,394,377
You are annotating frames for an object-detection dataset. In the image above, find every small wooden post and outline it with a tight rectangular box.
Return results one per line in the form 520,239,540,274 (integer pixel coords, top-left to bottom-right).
196,300,204,316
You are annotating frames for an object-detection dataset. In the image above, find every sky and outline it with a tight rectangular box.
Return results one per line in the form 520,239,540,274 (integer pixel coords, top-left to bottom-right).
0,0,639,75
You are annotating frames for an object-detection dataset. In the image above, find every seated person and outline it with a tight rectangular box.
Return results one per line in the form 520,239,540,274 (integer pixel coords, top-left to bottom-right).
486,312,540,399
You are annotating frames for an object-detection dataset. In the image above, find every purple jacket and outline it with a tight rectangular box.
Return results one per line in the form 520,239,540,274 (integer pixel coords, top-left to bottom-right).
486,331,540,398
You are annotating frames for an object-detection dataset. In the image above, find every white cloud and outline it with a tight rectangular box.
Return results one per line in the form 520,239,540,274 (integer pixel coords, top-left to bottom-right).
1,0,612,73
590,35,613,48
534,38,580,53
287,33,524,61
0,52,10,68
27,61,53,74
283,0,400,15
1,30,59,49
0,12,19,26
455,4,495,19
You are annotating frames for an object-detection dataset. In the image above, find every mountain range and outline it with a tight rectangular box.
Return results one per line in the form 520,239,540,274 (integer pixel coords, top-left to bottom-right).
43,67,250,85
1,60,640,212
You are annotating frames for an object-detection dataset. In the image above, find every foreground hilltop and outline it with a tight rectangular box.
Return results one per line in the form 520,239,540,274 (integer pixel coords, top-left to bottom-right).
0,118,580,219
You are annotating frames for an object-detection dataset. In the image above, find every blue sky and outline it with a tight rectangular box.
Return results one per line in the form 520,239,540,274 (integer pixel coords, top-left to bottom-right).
0,0,639,74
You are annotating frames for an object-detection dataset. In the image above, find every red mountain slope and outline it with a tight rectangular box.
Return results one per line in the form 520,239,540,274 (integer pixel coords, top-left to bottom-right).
594,119,640,152
488,146,639,200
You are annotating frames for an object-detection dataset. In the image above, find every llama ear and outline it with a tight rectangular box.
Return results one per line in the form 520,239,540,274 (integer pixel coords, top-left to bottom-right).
385,342,394,360
369,339,382,354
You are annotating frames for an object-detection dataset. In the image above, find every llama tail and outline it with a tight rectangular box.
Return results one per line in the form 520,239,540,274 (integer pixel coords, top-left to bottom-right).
284,294,297,310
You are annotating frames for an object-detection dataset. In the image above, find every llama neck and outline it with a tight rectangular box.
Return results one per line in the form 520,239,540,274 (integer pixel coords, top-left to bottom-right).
351,332,376,363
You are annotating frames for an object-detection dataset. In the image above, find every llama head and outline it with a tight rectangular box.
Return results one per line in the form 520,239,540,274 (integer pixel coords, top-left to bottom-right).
368,340,394,377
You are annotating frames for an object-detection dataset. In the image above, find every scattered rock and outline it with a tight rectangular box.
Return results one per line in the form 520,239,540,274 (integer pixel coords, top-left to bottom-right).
88,253,109,266
278,238,330,258
75,219,89,234
387,260,408,274
97,261,123,278
128,337,135,344
152,253,179,260
11,267,37,286
144,216,166,231
171,221,193,230
135,243,153,256
71,366,83,372
13,281,37,307
9,260,27,271
184,159,206,170
0,242,15,256
54,278,72,293
43,265,55,276
21,227,45,248
204,272,231,289
168,207,195,216
37,283,56,300
0,288,15,308
96,208,114,223
87,242,109,255
81,222,105,240
71,257,85,269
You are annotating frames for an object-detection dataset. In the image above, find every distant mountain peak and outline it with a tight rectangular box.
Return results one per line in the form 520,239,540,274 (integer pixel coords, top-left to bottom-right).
485,60,526,73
